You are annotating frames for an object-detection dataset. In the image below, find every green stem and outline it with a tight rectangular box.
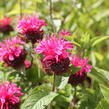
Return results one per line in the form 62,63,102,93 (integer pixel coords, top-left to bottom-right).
73,86,77,98
68,86,77,109
52,73,56,91
3,72,6,82
47,73,56,109
3,0,6,16
36,0,38,12
19,0,23,18
49,0,56,32
73,86,77,109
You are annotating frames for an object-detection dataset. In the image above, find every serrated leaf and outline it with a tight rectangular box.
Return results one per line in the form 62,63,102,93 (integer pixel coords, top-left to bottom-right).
21,85,51,109
88,67,109,86
58,77,69,90
32,92,58,109
96,99,109,109
100,85,109,104
94,67,109,81
91,36,109,47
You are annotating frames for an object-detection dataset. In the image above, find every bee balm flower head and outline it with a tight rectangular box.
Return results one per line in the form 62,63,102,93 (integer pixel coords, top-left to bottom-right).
0,17,13,34
0,37,26,68
68,56,92,85
71,56,92,73
59,30,71,37
17,16,47,44
35,35,74,75
0,82,23,109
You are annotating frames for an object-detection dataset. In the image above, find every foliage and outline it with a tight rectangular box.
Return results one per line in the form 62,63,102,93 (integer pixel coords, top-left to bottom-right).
0,0,109,109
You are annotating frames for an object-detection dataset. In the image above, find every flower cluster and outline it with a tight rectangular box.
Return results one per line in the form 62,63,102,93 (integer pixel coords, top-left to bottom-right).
59,30,71,37
0,37,26,68
0,82,23,109
0,14,94,109
35,35,74,75
0,17,13,34
18,16,47,43
68,56,92,85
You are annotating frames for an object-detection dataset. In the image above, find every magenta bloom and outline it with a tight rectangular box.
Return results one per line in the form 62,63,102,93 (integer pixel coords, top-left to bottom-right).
35,35,73,75
68,56,92,85
59,30,71,37
17,16,47,43
0,82,23,109
0,17,13,34
24,60,31,69
42,57,70,75
35,36,73,62
0,37,26,68
71,56,92,72
68,69,86,85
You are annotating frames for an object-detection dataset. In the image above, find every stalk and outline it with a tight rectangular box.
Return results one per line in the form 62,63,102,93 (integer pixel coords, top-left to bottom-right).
49,0,56,32
3,0,6,16
52,73,56,91
48,73,56,109
68,86,77,109
19,0,23,19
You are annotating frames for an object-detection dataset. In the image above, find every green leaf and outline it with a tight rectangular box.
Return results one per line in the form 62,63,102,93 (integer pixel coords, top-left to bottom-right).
80,33,91,49
90,51,96,66
7,3,20,16
94,52,104,61
88,67,109,86
72,41,81,47
100,84,109,104
79,88,102,109
32,92,58,109
21,84,51,109
34,0,43,3
58,77,69,90
96,99,109,109
91,36,109,47
94,67,109,82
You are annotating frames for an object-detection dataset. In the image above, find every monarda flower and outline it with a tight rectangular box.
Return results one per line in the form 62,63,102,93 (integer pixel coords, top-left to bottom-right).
24,60,31,69
68,56,92,85
17,16,47,44
0,82,23,109
59,30,71,37
0,37,26,68
71,56,92,72
0,17,13,34
35,35,74,75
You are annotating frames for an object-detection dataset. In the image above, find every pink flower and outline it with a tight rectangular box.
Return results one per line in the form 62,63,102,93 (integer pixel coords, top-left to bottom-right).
0,82,23,109
17,16,47,43
24,60,31,68
35,35,74,62
59,30,71,37
68,56,92,85
71,56,92,73
0,17,12,26
18,16,47,34
42,57,70,75
0,17,13,34
0,37,26,68
68,69,86,85
35,35,74,75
